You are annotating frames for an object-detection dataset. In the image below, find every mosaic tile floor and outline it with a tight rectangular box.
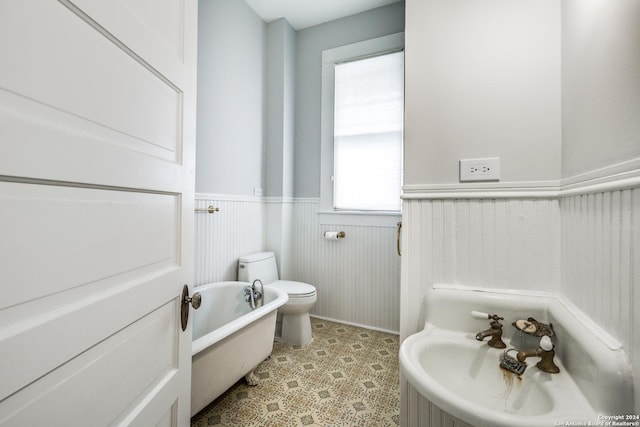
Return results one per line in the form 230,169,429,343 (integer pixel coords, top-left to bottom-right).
191,318,400,427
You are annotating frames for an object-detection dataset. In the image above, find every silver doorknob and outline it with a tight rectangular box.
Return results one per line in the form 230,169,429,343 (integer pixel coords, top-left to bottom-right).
185,292,201,309
180,285,201,331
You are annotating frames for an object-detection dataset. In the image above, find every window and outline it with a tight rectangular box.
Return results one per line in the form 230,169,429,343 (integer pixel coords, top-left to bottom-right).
320,33,404,223
333,51,404,211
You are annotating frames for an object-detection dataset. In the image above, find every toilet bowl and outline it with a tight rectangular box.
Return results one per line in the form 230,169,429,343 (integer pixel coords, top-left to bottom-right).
238,252,317,346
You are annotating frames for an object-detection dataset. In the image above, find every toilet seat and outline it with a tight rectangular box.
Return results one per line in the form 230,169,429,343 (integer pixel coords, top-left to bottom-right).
271,280,316,298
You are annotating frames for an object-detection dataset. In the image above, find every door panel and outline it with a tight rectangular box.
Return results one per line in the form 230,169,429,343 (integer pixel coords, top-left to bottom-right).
0,183,178,308
0,88,183,190
68,0,186,68
0,2,181,163
0,0,196,425
0,270,181,406
1,301,179,426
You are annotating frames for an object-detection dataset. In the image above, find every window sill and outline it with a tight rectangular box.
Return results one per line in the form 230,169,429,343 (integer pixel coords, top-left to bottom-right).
317,210,401,227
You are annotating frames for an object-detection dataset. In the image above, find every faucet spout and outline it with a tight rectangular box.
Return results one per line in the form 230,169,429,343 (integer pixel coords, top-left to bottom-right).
516,348,542,360
252,279,264,307
475,329,497,340
516,337,560,374
243,285,256,309
475,320,506,349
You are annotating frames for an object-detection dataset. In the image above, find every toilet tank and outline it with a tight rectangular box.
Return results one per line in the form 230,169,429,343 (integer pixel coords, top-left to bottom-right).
238,252,279,284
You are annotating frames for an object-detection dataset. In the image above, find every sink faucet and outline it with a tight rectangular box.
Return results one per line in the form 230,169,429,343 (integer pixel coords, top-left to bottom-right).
473,311,507,349
516,336,560,373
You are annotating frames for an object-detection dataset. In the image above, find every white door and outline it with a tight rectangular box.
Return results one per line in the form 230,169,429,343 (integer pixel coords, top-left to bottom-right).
0,1,197,425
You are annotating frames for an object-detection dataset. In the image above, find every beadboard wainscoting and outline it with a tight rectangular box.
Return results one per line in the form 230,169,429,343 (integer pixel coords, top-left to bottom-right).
194,196,265,286
429,198,561,290
400,197,561,338
560,188,639,374
402,388,472,427
290,200,401,333
194,195,401,333
400,172,640,422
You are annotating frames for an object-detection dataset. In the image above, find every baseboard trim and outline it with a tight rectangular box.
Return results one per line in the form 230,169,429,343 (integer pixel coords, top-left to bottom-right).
310,314,399,336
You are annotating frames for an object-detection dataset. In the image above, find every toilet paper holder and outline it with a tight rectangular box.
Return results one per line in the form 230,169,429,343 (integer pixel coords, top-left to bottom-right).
323,231,346,239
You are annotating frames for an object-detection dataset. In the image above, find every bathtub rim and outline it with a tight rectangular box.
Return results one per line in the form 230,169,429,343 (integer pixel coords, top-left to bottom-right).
191,281,288,356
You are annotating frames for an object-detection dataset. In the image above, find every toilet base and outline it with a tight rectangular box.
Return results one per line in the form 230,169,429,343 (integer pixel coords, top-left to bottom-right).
275,312,313,346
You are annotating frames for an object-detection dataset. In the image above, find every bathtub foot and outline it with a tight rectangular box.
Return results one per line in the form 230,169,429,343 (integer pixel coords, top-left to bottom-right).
245,369,260,386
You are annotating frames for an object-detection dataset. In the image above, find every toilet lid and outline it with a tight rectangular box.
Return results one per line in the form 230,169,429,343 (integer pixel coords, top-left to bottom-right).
271,280,316,297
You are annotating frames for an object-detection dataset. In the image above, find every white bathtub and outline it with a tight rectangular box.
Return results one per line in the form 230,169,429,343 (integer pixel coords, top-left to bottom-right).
190,281,288,416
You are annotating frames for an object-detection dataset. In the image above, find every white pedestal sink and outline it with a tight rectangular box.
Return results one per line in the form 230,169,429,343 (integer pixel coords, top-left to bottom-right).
400,287,634,427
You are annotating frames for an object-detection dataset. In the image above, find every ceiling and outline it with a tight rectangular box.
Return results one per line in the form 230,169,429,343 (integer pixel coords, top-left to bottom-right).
244,0,403,30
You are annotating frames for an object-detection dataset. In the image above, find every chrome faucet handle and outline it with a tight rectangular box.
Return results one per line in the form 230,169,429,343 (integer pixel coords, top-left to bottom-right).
252,279,264,301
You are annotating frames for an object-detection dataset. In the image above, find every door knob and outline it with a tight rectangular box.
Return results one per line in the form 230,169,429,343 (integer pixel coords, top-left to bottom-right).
184,291,201,309
180,284,201,331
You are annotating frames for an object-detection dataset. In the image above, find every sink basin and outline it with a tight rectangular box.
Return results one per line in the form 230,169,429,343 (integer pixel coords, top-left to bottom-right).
401,326,596,427
418,334,553,415
400,288,634,427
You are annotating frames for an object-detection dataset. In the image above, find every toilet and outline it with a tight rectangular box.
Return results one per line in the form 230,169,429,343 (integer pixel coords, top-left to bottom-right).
238,252,317,346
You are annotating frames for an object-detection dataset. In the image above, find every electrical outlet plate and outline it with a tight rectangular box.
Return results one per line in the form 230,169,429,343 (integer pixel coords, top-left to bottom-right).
459,157,500,182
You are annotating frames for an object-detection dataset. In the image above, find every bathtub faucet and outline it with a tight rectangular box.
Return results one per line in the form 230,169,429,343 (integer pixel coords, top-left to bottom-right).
252,279,264,308
243,280,263,310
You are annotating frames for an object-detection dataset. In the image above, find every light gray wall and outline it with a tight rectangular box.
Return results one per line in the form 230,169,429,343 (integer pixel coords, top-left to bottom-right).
197,2,404,198
561,0,640,179
293,3,406,197
404,0,561,186
196,0,266,195
194,2,405,334
265,19,296,198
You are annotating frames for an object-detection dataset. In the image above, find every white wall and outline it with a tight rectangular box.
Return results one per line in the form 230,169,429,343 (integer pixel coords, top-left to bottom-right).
291,201,401,332
401,0,563,332
194,196,265,285
560,0,640,413
404,0,561,187
399,197,561,337
196,0,265,196
560,190,638,362
402,0,640,416
562,0,640,179
194,196,401,333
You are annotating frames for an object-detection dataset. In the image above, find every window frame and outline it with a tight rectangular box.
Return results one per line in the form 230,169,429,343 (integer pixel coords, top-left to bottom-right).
319,32,404,227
